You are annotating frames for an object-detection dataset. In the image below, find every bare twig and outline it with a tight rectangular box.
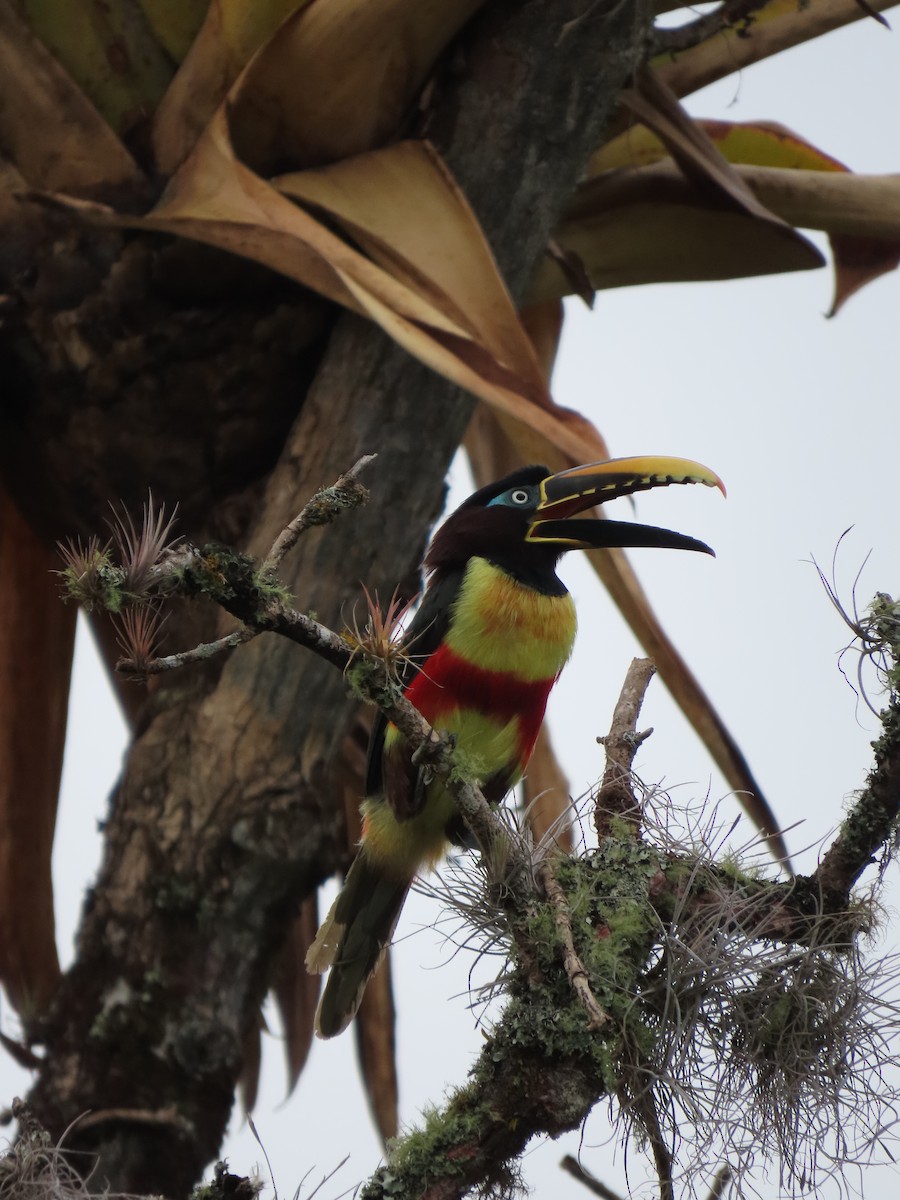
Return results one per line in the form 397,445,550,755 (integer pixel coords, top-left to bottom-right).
262,454,376,574
537,857,608,1029
650,0,768,55
118,625,257,677
560,1155,625,1200
595,657,656,840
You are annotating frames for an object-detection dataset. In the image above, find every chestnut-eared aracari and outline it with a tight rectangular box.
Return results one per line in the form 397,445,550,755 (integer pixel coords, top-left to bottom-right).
306,456,724,1038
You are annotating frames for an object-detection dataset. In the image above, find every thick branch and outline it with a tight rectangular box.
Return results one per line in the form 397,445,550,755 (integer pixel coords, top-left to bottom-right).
814,696,900,899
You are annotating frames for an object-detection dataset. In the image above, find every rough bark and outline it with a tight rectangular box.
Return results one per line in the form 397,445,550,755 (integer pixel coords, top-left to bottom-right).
12,0,653,1194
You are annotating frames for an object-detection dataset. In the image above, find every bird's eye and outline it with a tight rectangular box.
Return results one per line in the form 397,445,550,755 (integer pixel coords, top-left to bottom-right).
509,489,530,505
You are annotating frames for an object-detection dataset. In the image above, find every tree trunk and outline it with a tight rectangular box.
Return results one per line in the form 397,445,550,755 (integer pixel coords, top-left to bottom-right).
7,1,653,1193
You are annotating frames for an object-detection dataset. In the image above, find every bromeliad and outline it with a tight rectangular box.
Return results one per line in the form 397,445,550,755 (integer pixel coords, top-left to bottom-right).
306,455,724,1037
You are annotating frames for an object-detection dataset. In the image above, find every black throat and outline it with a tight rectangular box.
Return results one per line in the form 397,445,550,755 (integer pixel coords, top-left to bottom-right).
482,545,568,596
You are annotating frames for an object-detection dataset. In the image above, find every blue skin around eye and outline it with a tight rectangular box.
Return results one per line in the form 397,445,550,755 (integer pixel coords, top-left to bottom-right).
487,487,536,509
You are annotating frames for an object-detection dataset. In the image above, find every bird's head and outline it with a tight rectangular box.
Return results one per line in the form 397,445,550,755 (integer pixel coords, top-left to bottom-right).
425,456,725,584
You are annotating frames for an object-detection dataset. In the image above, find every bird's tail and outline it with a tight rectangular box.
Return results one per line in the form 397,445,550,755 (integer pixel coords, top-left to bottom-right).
306,849,410,1039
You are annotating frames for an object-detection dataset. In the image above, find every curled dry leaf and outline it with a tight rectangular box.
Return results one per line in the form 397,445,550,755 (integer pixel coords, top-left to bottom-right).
42,122,613,469
152,0,313,173
575,110,900,309
528,168,825,299
225,0,488,174
154,0,486,175
828,233,900,316
621,68,816,238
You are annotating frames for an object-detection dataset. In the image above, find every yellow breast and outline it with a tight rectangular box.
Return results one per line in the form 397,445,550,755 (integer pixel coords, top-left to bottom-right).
443,557,577,681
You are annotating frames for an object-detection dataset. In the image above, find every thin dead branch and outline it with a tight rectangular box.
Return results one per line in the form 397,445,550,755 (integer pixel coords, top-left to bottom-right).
650,0,770,55
537,856,608,1029
262,454,376,574
595,656,656,839
560,1155,625,1200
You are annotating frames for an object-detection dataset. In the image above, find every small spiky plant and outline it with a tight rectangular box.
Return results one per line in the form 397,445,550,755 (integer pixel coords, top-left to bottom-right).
56,535,116,611
58,493,180,618
343,584,420,687
112,603,169,678
107,492,179,598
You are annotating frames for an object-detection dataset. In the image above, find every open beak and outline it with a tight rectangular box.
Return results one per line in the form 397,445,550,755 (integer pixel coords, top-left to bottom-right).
527,455,725,554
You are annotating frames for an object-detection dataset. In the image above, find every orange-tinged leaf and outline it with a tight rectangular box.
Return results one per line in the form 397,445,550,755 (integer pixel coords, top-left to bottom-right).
0,485,73,1014
654,0,898,100
696,121,849,173
355,954,398,1144
592,119,850,177
152,0,312,173
828,234,900,315
621,69,803,233
227,0,488,173
272,896,321,1095
0,2,142,193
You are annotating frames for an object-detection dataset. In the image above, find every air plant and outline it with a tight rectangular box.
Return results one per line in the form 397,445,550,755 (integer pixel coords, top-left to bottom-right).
343,584,420,688
107,491,179,598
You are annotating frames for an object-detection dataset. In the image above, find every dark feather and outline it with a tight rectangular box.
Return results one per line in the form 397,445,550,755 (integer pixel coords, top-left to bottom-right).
364,569,464,806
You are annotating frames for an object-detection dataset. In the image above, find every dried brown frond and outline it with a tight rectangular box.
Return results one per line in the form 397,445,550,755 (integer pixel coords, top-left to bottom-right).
343,585,419,684
113,603,169,678
56,535,116,611
108,491,179,597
